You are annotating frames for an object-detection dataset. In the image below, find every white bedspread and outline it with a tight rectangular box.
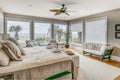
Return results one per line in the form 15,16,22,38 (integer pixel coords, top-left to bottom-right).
0,46,79,79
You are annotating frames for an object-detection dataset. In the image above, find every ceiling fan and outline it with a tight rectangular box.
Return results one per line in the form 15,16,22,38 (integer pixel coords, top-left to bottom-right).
49,4,75,16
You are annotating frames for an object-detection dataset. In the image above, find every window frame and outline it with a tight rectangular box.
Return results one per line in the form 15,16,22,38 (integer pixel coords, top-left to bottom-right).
5,18,32,40
4,17,69,46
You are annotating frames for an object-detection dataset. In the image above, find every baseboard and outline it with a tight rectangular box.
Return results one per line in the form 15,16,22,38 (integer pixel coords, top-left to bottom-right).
111,55,120,62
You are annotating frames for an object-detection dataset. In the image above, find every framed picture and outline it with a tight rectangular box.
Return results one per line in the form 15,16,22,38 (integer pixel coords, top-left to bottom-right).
115,32,120,38
115,24,120,31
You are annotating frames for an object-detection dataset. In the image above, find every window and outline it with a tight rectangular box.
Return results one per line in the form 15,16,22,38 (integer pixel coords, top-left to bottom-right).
54,24,67,43
7,20,30,46
71,32,82,43
34,22,51,45
70,22,83,44
7,20,30,40
85,17,107,44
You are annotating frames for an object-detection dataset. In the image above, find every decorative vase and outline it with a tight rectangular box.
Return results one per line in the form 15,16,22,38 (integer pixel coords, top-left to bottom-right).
65,44,69,48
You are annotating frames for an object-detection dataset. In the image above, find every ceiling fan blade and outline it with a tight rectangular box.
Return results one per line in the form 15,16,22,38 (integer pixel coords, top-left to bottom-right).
55,11,61,15
65,12,70,16
50,9,60,12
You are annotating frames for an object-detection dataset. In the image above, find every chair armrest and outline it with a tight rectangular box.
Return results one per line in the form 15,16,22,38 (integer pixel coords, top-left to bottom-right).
100,45,113,52
105,46,113,50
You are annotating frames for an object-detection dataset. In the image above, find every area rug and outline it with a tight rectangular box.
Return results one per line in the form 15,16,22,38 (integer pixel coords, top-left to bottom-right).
74,51,120,80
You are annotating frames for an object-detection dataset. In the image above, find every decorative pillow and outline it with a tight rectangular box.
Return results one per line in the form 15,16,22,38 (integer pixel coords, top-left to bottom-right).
8,37,26,55
86,43,93,49
8,37,20,46
18,46,26,55
26,40,34,47
0,48,10,66
1,41,22,61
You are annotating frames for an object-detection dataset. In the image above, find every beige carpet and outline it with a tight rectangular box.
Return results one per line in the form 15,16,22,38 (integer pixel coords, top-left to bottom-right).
75,52,120,80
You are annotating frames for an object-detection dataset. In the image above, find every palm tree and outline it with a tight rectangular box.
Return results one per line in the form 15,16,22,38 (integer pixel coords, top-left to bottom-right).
55,27,64,43
47,25,64,43
9,25,22,40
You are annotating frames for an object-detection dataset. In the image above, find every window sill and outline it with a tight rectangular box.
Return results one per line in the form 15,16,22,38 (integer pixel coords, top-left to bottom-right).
70,43,82,47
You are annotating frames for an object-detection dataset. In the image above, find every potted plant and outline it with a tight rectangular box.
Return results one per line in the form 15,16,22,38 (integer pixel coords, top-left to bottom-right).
65,30,70,48
9,25,22,40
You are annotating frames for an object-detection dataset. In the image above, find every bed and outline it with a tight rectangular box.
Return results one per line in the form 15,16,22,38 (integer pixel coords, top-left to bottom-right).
0,46,79,80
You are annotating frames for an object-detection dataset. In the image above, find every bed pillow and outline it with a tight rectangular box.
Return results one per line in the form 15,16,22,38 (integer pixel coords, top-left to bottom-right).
18,46,26,55
8,37,19,46
8,37,26,55
1,41,22,61
0,48,10,66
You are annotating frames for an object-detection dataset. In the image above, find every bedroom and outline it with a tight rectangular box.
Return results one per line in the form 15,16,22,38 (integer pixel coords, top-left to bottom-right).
0,0,120,80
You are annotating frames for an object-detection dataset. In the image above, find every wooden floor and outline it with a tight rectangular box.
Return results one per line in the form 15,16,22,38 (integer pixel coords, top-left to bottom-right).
86,55,120,69
65,48,120,69
64,48,120,80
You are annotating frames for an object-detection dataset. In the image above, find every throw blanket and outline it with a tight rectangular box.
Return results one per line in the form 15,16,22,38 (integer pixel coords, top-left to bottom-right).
0,46,79,79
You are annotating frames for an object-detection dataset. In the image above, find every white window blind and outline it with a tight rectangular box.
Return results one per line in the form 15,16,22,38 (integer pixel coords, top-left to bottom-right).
71,22,83,32
85,17,107,44
70,22,83,44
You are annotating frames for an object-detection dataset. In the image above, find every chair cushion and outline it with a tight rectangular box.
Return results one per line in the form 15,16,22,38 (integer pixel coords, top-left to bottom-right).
83,49,104,55
93,43,102,51
86,43,93,49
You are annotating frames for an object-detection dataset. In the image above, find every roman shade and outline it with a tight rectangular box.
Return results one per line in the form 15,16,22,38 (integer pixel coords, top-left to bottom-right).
70,22,83,32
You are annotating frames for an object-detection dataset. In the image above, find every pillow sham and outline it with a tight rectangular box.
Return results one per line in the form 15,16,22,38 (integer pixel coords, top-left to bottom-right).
2,41,22,61
8,37,26,55
8,37,19,46
18,46,26,55
0,48,10,66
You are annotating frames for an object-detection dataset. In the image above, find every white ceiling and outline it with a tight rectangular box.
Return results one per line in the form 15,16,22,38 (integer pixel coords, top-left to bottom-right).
0,0,120,20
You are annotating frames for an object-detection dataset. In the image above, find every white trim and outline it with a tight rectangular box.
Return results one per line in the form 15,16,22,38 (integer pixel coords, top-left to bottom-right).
70,43,82,47
85,16,107,22
111,55,120,62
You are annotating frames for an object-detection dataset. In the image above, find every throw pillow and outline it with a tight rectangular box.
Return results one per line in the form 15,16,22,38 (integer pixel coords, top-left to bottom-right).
18,46,26,55
8,37,19,46
1,41,22,61
26,40,34,47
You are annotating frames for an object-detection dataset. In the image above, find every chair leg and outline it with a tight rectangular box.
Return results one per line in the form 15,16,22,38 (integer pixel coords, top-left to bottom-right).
83,51,86,55
101,55,104,61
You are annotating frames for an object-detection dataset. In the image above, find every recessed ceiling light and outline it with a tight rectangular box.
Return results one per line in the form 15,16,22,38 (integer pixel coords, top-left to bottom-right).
28,4,32,7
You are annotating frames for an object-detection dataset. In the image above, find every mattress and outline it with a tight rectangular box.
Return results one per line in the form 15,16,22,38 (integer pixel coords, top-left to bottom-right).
0,46,79,79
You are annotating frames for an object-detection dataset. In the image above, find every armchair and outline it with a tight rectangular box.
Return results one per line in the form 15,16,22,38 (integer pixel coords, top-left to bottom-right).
83,42,113,61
